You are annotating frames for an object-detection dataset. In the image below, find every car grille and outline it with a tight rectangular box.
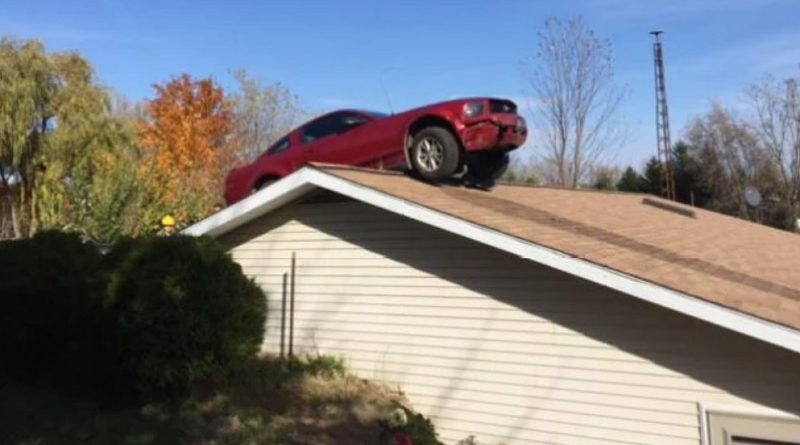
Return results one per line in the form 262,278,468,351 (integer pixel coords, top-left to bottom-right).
490,99,517,114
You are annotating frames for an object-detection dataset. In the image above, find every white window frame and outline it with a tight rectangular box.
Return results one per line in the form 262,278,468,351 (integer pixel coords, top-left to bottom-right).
700,403,800,445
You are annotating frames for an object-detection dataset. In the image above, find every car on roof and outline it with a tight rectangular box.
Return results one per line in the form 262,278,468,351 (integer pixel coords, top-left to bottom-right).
223,97,527,204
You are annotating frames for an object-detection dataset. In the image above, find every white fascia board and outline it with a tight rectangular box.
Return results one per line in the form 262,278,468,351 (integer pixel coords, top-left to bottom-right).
185,167,800,355
183,169,318,237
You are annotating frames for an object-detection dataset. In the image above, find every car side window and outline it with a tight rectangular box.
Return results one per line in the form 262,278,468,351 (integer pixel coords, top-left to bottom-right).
301,115,340,144
337,112,369,133
265,136,290,156
300,112,370,144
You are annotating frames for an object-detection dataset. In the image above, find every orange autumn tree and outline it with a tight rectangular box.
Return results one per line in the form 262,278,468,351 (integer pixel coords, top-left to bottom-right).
138,74,241,228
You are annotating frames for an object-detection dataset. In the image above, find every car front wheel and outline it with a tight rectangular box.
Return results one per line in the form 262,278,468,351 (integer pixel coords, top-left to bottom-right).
410,127,460,180
469,151,509,181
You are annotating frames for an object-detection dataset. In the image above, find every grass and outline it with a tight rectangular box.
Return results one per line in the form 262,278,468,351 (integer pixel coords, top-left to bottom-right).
0,355,409,445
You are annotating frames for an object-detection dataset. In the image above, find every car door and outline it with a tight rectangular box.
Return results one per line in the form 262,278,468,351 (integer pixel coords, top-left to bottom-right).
307,111,402,167
340,112,403,168
321,112,375,165
299,113,347,165
251,134,298,176
301,111,400,167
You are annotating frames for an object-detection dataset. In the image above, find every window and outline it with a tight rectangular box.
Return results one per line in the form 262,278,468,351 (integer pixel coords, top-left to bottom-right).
300,112,371,144
732,438,798,445
489,99,517,114
265,136,291,155
706,410,800,445
300,115,340,144
337,112,369,132
361,110,388,119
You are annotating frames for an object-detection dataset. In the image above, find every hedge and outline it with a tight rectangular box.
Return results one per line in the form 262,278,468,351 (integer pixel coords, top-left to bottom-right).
0,231,105,384
0,232,267,399
105,235,266,397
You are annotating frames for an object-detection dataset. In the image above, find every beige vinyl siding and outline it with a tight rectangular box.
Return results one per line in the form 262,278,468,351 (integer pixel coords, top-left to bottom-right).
220,200,800,445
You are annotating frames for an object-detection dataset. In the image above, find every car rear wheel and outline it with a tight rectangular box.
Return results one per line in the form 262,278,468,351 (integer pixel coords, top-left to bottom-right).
253,177,277,193
410,127,460,180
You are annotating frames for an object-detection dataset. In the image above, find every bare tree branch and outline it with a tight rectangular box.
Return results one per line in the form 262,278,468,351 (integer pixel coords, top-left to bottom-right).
522,17,628,187
230,68,310,162
747,72,800,228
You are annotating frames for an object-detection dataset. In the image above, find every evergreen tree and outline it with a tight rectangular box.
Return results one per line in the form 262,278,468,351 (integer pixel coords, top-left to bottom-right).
616,166,647,193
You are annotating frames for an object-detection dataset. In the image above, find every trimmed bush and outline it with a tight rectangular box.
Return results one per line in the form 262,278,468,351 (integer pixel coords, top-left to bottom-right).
105,235,266,397
0,231,104,383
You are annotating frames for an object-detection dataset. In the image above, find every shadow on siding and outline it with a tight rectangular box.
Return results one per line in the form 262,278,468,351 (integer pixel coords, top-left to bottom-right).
222,200,800,443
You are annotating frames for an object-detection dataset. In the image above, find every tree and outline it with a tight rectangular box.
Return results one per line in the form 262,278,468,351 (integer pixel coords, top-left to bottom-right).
615,142,707,203
616,166,646,192
230,69,307,162
685,104,782,225
671,141,709,207
0,38,57,238
641,156,663,196
0,38,134,240
523,17,627,187
137,74,236,228
589,165,619,190
747,73,800,229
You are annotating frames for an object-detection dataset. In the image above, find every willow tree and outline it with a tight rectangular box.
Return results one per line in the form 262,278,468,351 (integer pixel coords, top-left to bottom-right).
0,38,138,240
0,38,53,237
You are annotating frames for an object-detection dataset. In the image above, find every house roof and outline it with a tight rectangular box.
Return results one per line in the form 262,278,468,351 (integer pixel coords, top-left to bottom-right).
185,165,800,354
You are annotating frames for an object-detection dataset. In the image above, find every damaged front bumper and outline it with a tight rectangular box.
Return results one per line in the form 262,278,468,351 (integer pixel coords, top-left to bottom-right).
461,115,527,152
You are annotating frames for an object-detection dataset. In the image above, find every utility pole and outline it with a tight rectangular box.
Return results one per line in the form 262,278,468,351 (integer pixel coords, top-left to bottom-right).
651,29,676,201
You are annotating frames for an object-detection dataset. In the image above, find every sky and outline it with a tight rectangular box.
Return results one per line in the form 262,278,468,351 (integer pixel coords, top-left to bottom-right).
2,0,800,167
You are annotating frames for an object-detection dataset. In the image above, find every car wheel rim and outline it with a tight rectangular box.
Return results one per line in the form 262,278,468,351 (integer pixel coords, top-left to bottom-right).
416,137,444,172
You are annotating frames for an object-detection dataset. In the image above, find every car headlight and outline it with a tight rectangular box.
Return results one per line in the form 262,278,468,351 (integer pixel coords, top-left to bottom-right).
463,101,484,119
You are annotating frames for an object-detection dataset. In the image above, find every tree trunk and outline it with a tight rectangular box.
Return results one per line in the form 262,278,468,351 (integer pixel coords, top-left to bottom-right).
10,197,22,239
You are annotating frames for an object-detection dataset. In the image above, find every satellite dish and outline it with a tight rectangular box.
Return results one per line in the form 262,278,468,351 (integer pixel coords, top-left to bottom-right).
744,186,762,208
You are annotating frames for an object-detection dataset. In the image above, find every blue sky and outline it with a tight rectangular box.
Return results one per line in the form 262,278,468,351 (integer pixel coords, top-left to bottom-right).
3,0,799,166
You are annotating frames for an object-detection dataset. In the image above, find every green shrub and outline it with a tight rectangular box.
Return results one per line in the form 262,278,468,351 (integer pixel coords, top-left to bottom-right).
405,409,444,445
105,235,266,398
0,231,104,383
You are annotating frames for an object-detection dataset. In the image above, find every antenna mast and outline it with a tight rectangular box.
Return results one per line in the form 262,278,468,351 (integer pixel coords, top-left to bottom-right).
379,67,395,115
651,29,676,201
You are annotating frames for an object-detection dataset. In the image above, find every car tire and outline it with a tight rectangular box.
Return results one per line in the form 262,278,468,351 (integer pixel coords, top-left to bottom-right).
253,177,277,193
410,127,460,180
469,152,510,181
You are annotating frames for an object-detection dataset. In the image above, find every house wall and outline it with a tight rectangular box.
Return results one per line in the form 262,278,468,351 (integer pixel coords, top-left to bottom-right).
220,199,800,445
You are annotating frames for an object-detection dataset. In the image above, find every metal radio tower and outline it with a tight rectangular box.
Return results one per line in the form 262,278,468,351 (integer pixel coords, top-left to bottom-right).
651,29,676,201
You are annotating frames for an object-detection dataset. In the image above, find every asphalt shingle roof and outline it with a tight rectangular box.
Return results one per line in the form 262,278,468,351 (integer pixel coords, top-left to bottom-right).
321,165,800,332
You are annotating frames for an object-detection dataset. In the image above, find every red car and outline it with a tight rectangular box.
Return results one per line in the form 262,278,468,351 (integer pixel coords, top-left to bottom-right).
224,97,527,204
